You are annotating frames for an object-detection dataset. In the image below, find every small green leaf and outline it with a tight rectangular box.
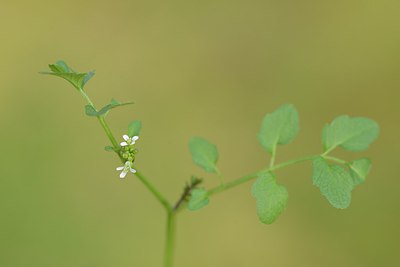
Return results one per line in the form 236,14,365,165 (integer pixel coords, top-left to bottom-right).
188,188,209,211
323,115,379,152
312,157,354,209
96,98,133,116
84,99,133,117
258,104,299,154
189,137,219,173
83,71,95,87
51,60,69,72
128,120,142,137
349,158,371,185
41,60,95,90
251,172,289,224
104,146,115,152
85,105,98,116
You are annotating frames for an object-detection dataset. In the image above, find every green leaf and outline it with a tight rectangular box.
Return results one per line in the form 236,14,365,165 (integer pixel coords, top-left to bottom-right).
85,105,98,116
188,188,209,211
97,98,133,116
323,115,379,152
104,146,115,152
128,120,142,137
251,172,289,224
84,98,133,117
349,158,371,185
312,157,354,209
258,104,299,154
41,60,95,90
189,137,219,173
83,71,95,87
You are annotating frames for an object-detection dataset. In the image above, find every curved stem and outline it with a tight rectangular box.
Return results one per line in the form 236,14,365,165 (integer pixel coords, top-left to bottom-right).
323,155,347,164
79,89,176,266
209,155,318,196
79,89,172,211
135,171,172,212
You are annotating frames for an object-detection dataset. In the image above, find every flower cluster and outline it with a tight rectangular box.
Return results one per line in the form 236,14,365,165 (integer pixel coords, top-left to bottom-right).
116,135,139,178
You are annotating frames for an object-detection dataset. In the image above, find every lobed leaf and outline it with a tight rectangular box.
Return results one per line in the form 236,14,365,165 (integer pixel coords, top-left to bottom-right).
189,137,219,173
323,115,379,152
188,188,209,211
349,158,371,186
41,60,95,90
251,172,289,224
128,120,142,137
312,157,354,209
258,104,299,154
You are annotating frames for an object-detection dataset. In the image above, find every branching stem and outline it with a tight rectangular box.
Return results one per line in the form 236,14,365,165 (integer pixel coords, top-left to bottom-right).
78,88,349,267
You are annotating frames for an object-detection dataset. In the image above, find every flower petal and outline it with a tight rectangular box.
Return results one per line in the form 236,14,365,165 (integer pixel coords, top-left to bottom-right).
116,167,124,171
123,135,130,141
120,142,128,146
130,168,137,173
132,136,139,141
120,170,128,178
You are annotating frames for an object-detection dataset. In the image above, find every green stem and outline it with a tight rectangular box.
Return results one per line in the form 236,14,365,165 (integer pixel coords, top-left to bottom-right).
79,89,172,211
269,145,277,168
164,211,176,267
216,167,225,186
98,116,119,149
79,90,119,149
209,155,318,196
321,146,336,156
78,88,176,267
323,155,347,164
135,171,172,212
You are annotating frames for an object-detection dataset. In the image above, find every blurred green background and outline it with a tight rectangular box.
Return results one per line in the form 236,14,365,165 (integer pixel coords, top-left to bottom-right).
0,1,399,266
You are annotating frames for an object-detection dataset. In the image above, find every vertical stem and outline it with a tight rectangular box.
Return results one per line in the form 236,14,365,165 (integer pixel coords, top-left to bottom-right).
164,211,176,267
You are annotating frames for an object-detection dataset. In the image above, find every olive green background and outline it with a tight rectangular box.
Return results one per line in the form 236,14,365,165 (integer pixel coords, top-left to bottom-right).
0,1,399,266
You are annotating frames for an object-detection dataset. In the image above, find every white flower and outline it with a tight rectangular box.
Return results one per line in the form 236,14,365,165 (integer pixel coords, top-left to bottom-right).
116,161,137,178
120,134,139,146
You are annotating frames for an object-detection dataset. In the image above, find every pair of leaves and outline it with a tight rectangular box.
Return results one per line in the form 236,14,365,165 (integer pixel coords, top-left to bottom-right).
187,137,217,211
252,172,288,224
189,104,299,173
188,170,290,222
41,60,95,90
312,157,372,209
258,104,299,154
85,98,133,117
